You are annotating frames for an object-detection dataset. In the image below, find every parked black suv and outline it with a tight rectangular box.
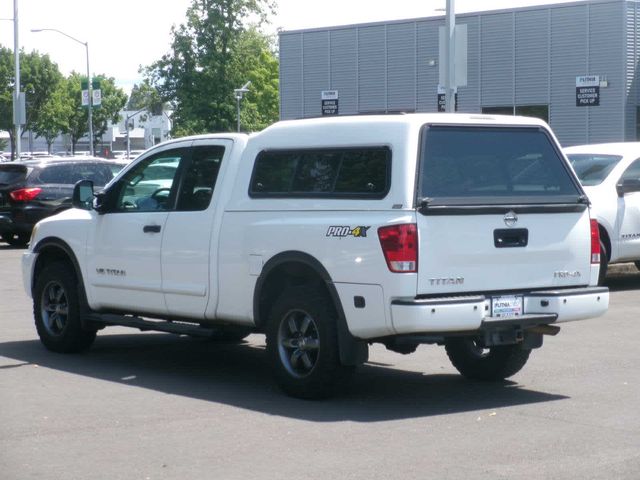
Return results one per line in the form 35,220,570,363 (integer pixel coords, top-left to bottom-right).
0,158,123,246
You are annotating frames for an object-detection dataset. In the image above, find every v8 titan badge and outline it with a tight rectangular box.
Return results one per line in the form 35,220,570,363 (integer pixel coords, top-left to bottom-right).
326,226,371,238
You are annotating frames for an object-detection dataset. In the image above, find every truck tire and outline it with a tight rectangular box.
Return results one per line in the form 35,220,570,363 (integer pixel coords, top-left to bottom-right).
33,261,96,353
598,240,608,286
266,286,354,399
444,337,531,381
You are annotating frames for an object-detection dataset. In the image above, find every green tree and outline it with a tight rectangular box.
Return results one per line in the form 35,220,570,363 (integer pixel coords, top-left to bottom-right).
33,78,73,153
63,72,127,153
231,27,279,132
21,51,63,141
0,47,62,158
144,0,278,136
127,79,164,112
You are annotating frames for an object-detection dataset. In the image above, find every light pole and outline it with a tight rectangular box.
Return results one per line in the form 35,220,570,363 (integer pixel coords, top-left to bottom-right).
31,28,94,156
234,81,251,133
444,0,456,113
11,0,21,160
123,108,147,160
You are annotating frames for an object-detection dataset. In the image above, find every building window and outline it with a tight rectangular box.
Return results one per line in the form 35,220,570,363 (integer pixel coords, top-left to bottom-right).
482,106,514,116
516,105,549,123
482,105,549,123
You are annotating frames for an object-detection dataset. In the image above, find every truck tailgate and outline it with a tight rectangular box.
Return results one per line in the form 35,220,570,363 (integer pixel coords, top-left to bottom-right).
417,208,591,294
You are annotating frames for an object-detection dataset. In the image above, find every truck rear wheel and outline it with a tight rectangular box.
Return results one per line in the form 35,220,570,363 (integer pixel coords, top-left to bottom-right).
34,262,96,353
444,337,531,381
598,240,608,286
266,286,353,399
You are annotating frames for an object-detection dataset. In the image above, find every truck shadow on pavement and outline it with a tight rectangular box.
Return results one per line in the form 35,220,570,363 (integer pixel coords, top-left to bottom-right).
605,272,640,292
0,332,567,421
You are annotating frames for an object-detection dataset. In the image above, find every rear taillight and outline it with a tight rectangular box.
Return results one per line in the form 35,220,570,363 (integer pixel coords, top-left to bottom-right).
590,219,601,264
9,187,42,202
378,223,418,273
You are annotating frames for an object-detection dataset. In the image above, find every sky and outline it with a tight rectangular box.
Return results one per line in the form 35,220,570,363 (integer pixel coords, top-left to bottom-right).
0,0,586,94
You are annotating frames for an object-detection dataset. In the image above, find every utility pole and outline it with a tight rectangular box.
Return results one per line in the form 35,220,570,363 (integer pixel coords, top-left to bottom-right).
86,42,94,156
445,0,456,113
13,0,21,160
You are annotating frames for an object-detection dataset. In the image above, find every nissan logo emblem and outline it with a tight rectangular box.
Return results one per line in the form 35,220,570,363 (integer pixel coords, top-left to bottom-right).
504,211,518,227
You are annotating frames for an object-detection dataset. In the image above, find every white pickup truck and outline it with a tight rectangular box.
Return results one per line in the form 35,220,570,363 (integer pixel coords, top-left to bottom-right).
22,114,609,398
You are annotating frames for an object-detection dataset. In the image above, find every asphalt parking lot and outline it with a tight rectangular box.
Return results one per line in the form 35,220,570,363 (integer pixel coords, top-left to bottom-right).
1,244,639,480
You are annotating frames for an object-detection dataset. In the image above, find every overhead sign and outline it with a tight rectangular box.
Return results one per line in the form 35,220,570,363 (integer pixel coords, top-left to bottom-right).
576,75,600,106
321,90,339,116
437,85,458,112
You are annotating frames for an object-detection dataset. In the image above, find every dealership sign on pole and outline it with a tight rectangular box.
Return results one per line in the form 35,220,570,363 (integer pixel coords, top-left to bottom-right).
81,79,102,107
321,90,339,115
437,85,457,112
576,76,600,106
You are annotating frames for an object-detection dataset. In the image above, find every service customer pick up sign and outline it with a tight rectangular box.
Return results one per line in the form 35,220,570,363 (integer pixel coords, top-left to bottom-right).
321,90,339,116
576,76,600,106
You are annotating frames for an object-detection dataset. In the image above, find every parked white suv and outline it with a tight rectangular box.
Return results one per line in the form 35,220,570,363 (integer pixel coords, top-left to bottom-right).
564,142,640,283
22,114,608,398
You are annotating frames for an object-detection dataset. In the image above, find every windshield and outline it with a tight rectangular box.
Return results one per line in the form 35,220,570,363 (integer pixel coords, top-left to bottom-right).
418,126,582,205
0,165,28,186
566,153,623,186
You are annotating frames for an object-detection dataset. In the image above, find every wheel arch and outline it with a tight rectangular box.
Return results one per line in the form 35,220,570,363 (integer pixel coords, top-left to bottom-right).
31,237,87,303
253,251,368,366
598,222,611,261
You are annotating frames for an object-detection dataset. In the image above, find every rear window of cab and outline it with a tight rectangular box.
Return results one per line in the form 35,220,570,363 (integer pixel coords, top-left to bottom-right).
418,126,582,205
249,147,391,199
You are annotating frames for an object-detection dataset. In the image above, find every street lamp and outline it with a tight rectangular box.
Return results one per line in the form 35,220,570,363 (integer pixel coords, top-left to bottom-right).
234,81,251,133
123,108,147,160
31,28,94,156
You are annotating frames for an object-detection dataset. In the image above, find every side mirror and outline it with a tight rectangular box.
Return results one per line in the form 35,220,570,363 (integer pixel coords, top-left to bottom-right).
72,180,95,210
616,178,640,197
93,190,108,214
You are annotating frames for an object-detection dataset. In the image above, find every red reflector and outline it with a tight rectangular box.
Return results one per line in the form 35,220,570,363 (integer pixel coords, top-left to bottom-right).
378,223,418,273
9,187,42,202
590,219,601,264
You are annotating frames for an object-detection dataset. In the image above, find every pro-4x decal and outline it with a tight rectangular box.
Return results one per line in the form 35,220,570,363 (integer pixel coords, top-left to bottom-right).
326,226,371,238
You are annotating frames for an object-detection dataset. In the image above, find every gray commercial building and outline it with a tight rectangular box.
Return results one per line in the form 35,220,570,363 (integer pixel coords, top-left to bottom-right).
278,0,640,146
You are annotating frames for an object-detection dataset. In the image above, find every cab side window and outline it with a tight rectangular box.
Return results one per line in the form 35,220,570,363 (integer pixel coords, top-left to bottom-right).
620,158,640,182
114,149,188,212
176,145,225,211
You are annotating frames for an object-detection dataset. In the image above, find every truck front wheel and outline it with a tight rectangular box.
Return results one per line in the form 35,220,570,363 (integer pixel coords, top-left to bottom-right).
444,337,531,381
266,286,353,399
34,262,96,353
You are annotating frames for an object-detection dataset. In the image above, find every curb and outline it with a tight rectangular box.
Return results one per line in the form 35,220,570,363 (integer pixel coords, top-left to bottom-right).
608,262,638,275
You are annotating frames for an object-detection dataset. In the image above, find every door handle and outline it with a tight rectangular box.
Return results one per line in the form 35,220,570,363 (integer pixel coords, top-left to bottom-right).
143,224,161,233
494,228,528,248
